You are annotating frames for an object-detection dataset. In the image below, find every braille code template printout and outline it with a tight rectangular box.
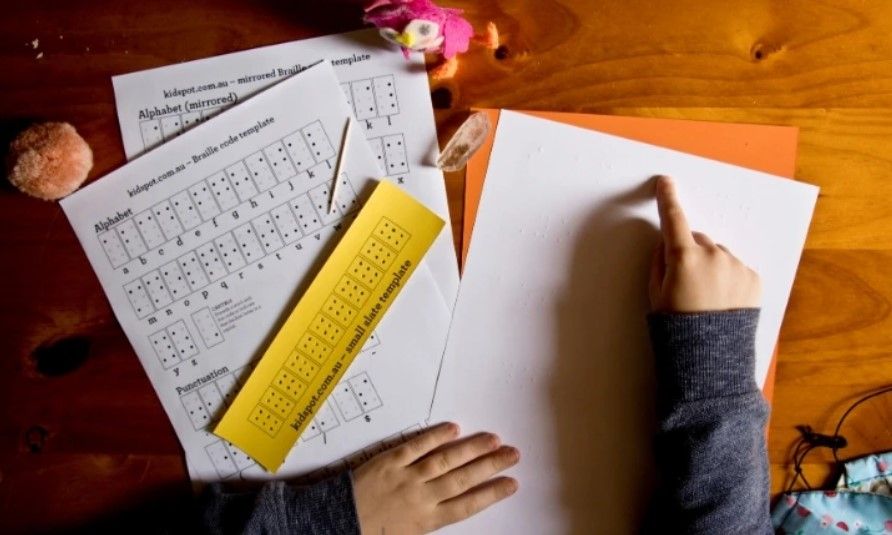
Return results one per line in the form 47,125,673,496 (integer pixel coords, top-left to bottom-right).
62,63,451,482
111,29,460,316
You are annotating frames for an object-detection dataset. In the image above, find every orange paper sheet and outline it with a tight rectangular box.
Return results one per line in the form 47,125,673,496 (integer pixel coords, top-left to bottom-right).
462,109,800,404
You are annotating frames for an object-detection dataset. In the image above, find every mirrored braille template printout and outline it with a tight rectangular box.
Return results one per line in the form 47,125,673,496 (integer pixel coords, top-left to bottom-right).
112,29,460,314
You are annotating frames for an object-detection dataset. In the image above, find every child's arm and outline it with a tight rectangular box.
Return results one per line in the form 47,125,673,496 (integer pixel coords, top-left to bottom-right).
646,176,772,534
199,471,359,534
198,422,519,534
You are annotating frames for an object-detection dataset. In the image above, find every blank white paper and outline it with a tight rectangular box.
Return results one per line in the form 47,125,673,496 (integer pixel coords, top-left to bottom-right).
429,111,818,533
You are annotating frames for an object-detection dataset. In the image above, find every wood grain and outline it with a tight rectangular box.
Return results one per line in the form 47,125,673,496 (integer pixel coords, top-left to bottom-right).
1,0,891,530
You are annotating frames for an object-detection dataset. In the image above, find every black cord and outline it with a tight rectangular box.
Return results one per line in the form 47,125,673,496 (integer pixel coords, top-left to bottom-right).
831,384,892,486
785,384,892,494
786,432,817,493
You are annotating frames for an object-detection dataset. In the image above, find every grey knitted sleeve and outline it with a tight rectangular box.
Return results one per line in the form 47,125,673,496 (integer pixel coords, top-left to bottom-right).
647,309,772,535
199,471,360,535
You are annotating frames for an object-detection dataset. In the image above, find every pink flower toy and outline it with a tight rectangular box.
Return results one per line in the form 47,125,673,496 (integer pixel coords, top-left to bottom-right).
363,0,499,80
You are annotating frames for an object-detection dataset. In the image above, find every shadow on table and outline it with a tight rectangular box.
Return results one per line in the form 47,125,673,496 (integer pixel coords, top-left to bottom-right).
263,0,377,36
48,482,195,535
549,180,660,533
0,118,37,193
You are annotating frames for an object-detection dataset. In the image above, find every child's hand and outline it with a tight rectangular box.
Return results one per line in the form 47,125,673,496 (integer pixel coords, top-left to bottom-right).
650,176,762,312
352,422,519,534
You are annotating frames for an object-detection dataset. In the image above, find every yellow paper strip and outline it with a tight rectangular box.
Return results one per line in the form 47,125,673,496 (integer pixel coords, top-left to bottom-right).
214,180,444,472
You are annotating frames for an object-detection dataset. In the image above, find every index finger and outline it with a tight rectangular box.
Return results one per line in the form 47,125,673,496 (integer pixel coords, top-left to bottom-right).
655,176,695,250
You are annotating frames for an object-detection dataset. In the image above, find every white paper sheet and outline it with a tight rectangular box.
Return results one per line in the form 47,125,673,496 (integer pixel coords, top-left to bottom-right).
429,111,818,533
61,63,451,482
111,29,459,312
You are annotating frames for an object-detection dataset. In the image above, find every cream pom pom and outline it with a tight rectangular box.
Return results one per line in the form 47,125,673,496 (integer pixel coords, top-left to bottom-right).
6,122,93,200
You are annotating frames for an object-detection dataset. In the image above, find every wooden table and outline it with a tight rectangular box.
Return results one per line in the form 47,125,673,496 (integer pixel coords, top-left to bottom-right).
2,0,891,530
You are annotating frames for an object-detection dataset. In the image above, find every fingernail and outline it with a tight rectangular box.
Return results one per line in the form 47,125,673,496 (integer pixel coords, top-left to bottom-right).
506,446,520,462
438,422,459,435
506,479,519,494
487,433,502,449
656,175,674,192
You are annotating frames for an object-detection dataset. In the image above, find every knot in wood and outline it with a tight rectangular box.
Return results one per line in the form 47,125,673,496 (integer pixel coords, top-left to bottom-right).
32,336,91,377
